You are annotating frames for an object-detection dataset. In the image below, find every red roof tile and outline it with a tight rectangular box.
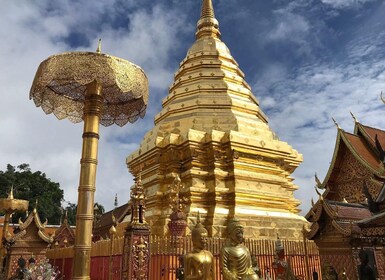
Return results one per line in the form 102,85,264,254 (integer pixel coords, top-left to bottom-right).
343,132,380,170
360,125,385,148
328,202,372,220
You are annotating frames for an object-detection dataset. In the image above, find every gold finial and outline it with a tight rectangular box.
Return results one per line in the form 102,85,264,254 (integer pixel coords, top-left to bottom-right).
331,116,341,129
381,91,385,104
196,0,221,39
8,185,14,199
33,199,38,214
196,211,201,224
350,111,358,123
342,197,348,203
114,193,118,208
314,186,323,200
201,0,215,18
109,225,117,236
315,173,323,189
96,39,102,53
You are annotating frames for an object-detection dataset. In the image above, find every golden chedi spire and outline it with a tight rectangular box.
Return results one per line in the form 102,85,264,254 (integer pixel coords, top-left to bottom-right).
196,0,221,39
127,1,304,239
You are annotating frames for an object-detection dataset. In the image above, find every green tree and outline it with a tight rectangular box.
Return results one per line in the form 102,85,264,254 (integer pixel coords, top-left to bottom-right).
0,164,63,224
63,202,77,226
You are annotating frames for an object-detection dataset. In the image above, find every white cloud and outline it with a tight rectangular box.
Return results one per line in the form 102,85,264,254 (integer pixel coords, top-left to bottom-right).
1,0,385,220
258,50,385,214
268,10,310,41
321,0,376,9
0,1,190,213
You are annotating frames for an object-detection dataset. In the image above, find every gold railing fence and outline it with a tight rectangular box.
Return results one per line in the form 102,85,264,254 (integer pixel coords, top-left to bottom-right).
47,235,321,280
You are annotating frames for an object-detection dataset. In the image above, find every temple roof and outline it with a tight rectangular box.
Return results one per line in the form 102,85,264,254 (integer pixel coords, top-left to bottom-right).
53,213,75,247
356,123,385,148
306,119,385,240
6,207,53,244
320,127,382,189
93,203,130,238
306,199,371,239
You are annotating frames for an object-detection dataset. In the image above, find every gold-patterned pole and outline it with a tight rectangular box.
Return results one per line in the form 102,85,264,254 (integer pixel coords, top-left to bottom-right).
29,41,148,280
72,80,103,279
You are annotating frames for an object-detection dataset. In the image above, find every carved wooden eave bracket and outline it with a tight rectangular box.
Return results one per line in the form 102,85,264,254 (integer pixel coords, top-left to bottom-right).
331,220,353,237
322,200,339,220
306,222,319,239
306,199,323,222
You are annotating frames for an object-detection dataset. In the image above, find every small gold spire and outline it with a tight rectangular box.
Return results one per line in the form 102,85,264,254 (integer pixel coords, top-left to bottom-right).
314,186,323,200
33,199,38,214
201,0,215,18
96,39,102,53
109,225,117,236
315,173,322,189
381,91,385,104
350,111,358,123
331,116,341,129
8,186,14,199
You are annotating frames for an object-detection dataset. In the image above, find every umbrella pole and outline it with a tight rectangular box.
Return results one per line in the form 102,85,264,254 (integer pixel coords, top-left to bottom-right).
73,80,103,280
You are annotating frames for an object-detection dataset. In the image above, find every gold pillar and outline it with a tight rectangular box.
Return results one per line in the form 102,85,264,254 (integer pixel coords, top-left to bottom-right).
72,80,103,280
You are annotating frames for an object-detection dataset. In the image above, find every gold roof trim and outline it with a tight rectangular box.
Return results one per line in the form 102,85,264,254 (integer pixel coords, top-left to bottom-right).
311,202,323,222
318,128,342,189
8,229,27,243
13,207,53,243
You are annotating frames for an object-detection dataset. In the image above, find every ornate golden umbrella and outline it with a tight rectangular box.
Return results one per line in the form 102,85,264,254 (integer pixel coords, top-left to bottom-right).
29,42,148,280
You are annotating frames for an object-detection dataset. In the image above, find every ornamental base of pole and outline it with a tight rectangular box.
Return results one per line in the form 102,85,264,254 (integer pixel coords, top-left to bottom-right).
121,224,151,280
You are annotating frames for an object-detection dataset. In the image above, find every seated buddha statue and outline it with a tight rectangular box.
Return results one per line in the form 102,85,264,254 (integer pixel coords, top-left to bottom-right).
220,218,259,280
184,214,215,280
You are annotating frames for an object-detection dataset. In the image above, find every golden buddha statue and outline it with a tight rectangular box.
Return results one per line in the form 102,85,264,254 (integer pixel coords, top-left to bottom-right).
184,214,215,280
221,218,259,280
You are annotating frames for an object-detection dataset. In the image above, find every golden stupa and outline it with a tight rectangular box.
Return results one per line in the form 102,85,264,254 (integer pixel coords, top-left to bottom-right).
127,0,306,239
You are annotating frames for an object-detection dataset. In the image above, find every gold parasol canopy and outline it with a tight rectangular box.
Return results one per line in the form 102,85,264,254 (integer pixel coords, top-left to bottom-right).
0,188,29,213
29,51,148,126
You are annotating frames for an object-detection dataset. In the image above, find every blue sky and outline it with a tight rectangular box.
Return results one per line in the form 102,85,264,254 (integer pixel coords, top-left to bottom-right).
1,0,385,217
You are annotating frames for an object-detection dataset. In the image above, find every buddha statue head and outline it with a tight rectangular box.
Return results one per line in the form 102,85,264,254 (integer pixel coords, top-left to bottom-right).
227,218,244,245
192,213,208,250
